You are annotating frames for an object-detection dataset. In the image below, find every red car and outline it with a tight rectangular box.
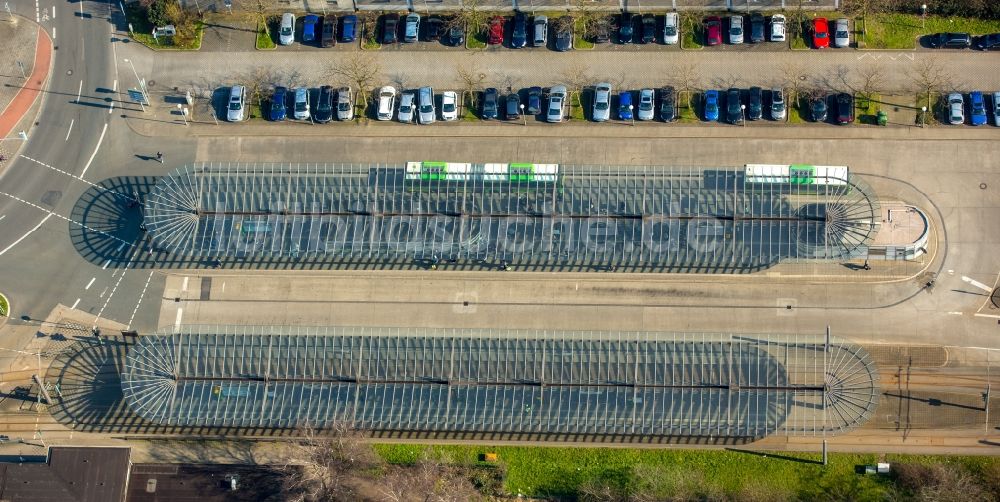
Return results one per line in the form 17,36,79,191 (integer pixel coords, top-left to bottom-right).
812,17,830,49
704,16,722,46
487,16,504,45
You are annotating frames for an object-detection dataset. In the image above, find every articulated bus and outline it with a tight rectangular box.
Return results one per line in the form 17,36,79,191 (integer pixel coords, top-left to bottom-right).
405,161,560,183
744,164,849,188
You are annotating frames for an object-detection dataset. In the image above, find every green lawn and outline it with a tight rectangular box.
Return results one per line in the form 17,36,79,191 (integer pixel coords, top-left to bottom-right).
681,24,702,49
467,23,487,49
863,13,1000,49
573,19,595,50
124,2,203,50
375,444,1000,500
0,292,9,317
255,20,275,50
790,96,810,123
569,91,586,121
462,92,479,121
677,91,700,122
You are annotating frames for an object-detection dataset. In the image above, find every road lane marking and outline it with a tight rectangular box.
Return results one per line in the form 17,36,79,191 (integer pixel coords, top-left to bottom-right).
52,27,56,40
174,308,183,329
0,215,5,221
94,244,139,328
79,1,82,17
0,190,139,253
79,122,107,179
101,259,111,269
70,298,80,310
52,6,55,18
76,80,82,103
974,313,1000,319
0,214,52,256
108,80,117,114
947,311,963,315
85,277,96,290
127,270,155,330
961,276,993,293
182,276,189,291
65,119,74,141
116,242,126,252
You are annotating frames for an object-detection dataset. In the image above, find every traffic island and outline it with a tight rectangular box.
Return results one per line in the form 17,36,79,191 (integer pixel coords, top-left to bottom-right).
0,292,10,320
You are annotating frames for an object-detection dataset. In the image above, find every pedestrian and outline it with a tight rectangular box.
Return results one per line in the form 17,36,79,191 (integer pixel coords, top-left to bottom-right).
156,152,163,163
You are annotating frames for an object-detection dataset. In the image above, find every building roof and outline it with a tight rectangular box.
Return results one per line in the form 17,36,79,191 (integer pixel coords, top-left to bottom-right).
127,464,288,502
143,163,881,272
121,326,879,439
0,446,130,502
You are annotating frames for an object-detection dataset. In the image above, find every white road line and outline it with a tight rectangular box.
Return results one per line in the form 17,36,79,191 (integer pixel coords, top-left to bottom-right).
0,214,52,256
961,276,993,293
93,244,139,327
174,308,184,329
65,119,74,141
70,298,80,310
79,123,107,179
116,242,126,252
127,270,155,330
0,191,136,251
52,5,55,18
0,215,5,221
79,1,82,17
947,311,963,315
76,80,82,103
34,0,39,22
182,276,189,291
974,313,1000,319
52,27,56,39
101,259,111,270
113,79,117,91
85,277,96,290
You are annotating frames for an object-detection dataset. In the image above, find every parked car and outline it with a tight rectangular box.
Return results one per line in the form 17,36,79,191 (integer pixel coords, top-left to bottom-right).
512,11,528,48
729,15,743,44
747,86,762,121
382,13,399,44
269,86,287,121
770,14,785,42
618,91,633,120
749,12,764,43
641,14,656,44
593,83,612,122
444,23,464,46
637,88,654,121
993,91,1000,126
726,88,742,124
418,86,435,124
488,16,504,45
659,86,676,122
704,16,722,46
441,90,458,121
663,12,679,45
812,17,829,49
835,92,854,125
770,88,786,121
315,85,334,123
834,18,850,48
303,14,319,43
703,90,720,121
340,15,357,43
593,18,611,44
533,15,548,47
398,91,416,123
279,13,295,45
555,18,573,51
505,93,522,120
321,16,337,47
811,96,828,122
947,92,964,125
547,85,567,123
336,86,353,121
425,17,443,42
293,87,310,120
482,87,499,119
929,32,971,49
404,13,420,43
977,33,1000,51
226,85,246,122
619,12,634,44
526,86,542,115
969,91,987,126
377,86,396,121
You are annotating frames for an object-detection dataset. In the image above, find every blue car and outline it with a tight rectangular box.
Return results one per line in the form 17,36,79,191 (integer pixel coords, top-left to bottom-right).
969,91,988,126
340,15,357,42
618,91,633,120
302,14,319,42
703,90,720,121
269,86,287,121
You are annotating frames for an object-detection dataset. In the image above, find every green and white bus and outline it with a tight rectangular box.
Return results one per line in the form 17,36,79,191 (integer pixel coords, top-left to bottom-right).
744,164,849,186
405,161,559,183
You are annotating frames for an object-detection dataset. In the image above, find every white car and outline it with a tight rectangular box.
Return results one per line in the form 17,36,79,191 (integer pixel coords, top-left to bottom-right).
226,85,245,122
441,91,458,121
770,14,786,42
293,87,310,120
398,92,416,123
377,86,396,121
279,13,295,45
992,91,1000,127
834,18,850,48
729,15,743,44
592,83,611,122
547,85,567,123
663,12,679,45
947,92,964,125
637,88,654,121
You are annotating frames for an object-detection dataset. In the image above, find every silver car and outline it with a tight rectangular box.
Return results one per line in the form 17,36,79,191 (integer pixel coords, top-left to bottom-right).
337,86,354,121
729,15,743,44
993,91,1000,127
377,86,396,121
547,85,567,123
293,87,310,120
771,88,786,121
226,85,245,122
418,86,435,124
279,13,295,45
398,92,416,123
770,14,785,42
834,18,850,48
592,83,611,122
947,92,964,125
637,88,654,121
533,16,547,47
663,12,679,45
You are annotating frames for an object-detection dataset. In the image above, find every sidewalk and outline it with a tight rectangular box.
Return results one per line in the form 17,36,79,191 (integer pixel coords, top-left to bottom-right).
0,21,48,164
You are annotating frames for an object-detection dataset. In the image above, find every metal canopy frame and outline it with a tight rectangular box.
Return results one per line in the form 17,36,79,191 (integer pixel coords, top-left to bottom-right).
143,163,880,272
121,326,879,437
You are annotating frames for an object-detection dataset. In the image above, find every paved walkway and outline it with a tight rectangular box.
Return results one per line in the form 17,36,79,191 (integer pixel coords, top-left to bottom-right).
0,21,47,168
0,25,49,139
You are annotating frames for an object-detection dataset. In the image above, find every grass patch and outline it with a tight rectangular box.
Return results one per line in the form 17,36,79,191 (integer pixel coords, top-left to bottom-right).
569,91,586,121
790,95,811,123
461,92,479,121
863,13,1000,49
677,91,700,122
468,29,487,49
124,2,203,50
681,25,702,49
573,19,594,49
255,20,275,50
915,92,945,125
0,293,9,317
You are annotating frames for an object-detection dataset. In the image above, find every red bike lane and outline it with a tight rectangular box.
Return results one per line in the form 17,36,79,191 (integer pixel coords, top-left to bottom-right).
0,26,53,140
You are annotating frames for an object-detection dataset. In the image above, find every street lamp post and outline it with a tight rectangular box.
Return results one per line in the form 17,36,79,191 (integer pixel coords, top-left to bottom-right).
920,106,927,127
921,4,927,29
520,103,526,126
122,58,149,105
628,104,634,126
740,104,746,127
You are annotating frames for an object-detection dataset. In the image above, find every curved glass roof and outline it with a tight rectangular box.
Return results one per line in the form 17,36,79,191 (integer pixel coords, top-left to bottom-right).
143,163,880,272
121,326,879,438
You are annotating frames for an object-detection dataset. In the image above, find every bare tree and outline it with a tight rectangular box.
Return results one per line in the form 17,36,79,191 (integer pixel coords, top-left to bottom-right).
235,65,282,118
327,52,383,114
233,0,278,35
780,61,810,106
841,0,900,36
856,62,887,97
577,478,624,502
450,0,489,40
279,421,379,502
669,61,701,109
407,450,481,502
906,56,953,111
456,60,487,108
572,0,604,40
559,63,592,94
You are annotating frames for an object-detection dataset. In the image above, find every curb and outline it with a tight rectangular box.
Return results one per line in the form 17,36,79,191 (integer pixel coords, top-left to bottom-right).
0,292,10,319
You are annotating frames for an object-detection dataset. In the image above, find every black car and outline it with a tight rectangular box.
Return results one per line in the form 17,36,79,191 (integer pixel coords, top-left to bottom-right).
659,86,676,122
511,11,528,48
315,85,334,123
976,33,1000,50
482,87,499,119
747,86,762,120
750,12,764,43
594,18,611,43
382,13,399,44
928,32,971,49
619,12,634,44
321,16,337,47
726,88,742,124
811,96,828,122
444,23,465,46
641,14,656,44
526,86,542,115
505,93,522,120
555,19,573,51
425,17,444,42
836,92,854,124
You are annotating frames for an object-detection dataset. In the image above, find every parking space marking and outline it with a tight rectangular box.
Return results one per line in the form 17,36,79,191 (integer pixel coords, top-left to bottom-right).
0,214,52,256
70,298,80,310
85,277,95,290
65,119,73,141
75,80,82,103
961,275,993,293
174,307,183,329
